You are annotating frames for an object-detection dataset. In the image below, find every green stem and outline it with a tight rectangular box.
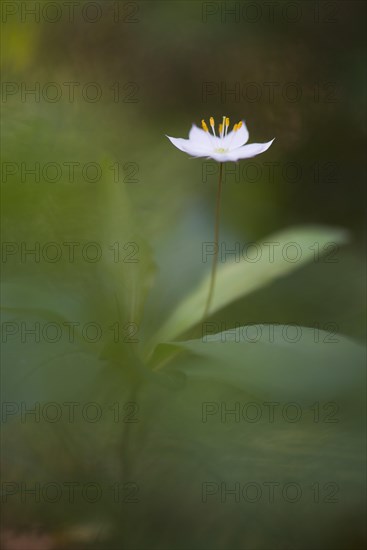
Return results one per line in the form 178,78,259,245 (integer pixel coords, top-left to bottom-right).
202,162,223,322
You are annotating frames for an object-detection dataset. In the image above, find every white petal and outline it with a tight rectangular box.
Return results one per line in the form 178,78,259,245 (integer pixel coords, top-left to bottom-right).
166,135,211,157
188,124,210,145
189,124,226,148
225,139,275,161
206,153,235,162
223,120,249,149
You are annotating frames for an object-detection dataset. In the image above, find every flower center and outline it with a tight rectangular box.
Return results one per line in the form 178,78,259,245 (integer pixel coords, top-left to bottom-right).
214,147,228,153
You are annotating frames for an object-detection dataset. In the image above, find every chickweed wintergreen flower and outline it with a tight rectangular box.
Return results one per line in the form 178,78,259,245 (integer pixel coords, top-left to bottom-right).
167,116,274,162
167,116,274,322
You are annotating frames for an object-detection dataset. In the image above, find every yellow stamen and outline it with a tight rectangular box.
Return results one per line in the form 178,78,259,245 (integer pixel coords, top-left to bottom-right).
201,119,209,132
209,116,217,136
218,123,223,135
233,123,238,132
237,121,243,130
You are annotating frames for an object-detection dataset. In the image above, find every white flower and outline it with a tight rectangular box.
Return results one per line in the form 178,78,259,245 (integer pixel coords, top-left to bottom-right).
167,116,274,162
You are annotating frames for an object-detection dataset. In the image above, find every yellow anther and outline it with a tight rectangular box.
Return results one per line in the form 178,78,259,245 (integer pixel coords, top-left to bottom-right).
209,116,215,127
237,121,243,129
225,117,230,127
218,123,223,135
201,119,209,132
233,123,238,132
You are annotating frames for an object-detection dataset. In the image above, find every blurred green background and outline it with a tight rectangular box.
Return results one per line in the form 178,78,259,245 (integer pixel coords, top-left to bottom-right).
1,1,366,549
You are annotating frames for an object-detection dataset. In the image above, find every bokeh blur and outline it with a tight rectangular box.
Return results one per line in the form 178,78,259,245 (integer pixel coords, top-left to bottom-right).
1,1,366,549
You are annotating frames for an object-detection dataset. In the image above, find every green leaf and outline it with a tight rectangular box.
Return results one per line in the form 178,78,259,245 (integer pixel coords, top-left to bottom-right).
159,325,365,404
145,225,348,357
116,355,364,550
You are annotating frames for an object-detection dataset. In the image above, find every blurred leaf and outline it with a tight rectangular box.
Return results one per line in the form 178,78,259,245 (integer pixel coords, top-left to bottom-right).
159,324,365,404
145,225,348,356
116,352,364,550
1,176,157,408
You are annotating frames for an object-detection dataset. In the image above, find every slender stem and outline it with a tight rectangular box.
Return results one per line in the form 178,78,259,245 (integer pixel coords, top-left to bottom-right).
202,162,223,321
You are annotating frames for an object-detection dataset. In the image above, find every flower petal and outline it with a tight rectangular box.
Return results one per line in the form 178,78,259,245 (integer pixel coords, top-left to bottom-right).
166,135,212,157
205,153,235,162
223,120,249,149
225,139,275,161
188,124,211,145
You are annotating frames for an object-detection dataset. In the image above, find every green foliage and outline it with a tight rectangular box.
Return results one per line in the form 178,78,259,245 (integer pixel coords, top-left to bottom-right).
145,225,348,357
